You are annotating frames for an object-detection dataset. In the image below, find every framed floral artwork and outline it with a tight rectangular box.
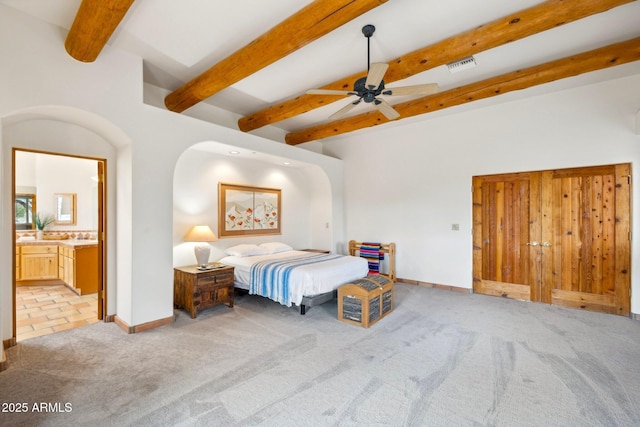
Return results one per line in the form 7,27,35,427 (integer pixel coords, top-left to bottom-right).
218,183,281,237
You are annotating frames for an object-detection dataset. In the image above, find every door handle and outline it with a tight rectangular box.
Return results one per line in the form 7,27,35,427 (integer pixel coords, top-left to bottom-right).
542,242,552,247
526,241,539,246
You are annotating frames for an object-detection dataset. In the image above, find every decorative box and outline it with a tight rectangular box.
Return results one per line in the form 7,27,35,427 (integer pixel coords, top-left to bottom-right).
337,275,393,328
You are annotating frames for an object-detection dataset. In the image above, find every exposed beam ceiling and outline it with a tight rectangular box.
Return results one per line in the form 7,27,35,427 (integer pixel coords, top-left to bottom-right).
51,0,639,144
65,0,135,62
164,0,388,113
285,37,640,145
239,0,635,132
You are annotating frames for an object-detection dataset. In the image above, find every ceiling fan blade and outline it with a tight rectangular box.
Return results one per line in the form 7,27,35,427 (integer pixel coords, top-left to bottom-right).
306,89,355,96
374,98,400,120
329,99,361,120
365,62,389,89
382,83,439,96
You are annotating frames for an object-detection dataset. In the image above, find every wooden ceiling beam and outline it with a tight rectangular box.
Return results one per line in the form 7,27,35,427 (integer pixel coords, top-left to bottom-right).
65,0,135,62
165,0,388,113
239,0,634,132
285,37,640,145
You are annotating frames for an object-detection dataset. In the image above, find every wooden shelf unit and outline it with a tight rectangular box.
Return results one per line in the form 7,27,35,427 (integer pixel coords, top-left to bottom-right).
348,240,396,282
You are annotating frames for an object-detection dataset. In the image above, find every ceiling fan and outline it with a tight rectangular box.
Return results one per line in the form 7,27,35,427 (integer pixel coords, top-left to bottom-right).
306,25,439,121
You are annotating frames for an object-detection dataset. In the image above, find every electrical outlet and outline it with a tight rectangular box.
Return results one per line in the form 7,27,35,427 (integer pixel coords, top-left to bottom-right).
452,224,460,231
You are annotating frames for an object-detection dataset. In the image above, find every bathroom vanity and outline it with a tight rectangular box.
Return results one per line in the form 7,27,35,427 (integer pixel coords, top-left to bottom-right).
16,240,98,295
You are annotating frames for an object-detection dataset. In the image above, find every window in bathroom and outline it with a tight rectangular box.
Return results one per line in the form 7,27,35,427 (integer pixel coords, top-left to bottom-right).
15,193,35,230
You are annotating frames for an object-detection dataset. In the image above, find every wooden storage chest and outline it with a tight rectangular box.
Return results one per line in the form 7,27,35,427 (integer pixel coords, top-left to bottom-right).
174,265,235,318
338,275,393,328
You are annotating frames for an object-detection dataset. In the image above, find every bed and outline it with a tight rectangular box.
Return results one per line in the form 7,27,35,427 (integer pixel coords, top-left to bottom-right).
219,243,368,314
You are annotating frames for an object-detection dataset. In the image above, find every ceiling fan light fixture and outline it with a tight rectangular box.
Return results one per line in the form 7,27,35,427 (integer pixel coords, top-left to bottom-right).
306,24,438,121
447,56,477,73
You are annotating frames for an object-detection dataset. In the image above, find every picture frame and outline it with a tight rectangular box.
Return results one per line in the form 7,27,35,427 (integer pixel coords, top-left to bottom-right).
218,183,281,237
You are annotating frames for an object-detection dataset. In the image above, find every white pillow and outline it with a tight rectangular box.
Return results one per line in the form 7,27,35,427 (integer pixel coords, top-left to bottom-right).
225,244,268,257
259,242,293,254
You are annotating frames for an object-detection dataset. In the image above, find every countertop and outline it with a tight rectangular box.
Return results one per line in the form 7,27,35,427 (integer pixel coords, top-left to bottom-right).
16,239,98,248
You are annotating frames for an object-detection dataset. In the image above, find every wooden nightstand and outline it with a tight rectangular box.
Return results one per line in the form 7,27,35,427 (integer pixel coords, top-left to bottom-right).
174,265,235,318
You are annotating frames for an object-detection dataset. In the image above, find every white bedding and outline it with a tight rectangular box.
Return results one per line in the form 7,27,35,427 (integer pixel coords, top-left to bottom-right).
219,250,368,306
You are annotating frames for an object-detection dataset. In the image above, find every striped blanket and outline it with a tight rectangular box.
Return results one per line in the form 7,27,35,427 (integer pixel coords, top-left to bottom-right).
250,253,343,306
359,242,384,274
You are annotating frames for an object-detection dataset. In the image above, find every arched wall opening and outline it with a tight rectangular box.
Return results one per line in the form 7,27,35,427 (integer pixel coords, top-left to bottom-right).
0,105,130,343
172,141,334,268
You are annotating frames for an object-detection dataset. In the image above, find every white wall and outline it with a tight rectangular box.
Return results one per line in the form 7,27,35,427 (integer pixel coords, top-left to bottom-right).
173,148,332,267
324,71,640,313
15,151,98,230
0,5,344,338
15,151,36,189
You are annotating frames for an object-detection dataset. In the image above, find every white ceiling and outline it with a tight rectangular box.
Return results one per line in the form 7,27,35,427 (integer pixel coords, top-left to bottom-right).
3,0,640,135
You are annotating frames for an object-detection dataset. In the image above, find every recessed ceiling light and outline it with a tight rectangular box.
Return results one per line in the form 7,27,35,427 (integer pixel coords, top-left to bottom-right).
229,150,240,155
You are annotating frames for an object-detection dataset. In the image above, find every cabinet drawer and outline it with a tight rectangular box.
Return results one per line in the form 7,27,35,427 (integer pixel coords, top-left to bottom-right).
21,245,57,255
198,272,233,286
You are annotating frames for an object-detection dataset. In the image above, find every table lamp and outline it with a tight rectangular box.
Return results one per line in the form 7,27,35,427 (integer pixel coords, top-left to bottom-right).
185,225,218,268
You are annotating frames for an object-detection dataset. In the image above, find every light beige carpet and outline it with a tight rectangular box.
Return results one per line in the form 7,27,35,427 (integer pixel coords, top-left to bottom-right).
2,282,640,426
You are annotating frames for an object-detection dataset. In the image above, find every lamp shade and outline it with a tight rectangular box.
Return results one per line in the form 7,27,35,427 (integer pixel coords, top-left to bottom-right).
185,225,217,268
184,225,218,242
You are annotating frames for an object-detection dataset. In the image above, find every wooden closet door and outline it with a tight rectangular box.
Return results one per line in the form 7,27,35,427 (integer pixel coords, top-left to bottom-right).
540,164,630,315
473,164,630,316
472,173,541,302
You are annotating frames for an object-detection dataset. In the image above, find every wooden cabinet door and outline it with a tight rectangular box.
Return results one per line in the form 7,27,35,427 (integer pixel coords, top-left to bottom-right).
21,253,57,280
472,172,540,302
473,164,630,316
539,164,630,315
64,253,75,289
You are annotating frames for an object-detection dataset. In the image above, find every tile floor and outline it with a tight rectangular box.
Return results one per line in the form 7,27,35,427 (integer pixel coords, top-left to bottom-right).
16,285,99,342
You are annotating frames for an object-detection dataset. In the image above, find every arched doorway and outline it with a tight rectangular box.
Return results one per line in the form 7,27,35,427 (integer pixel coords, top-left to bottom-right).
13,149,105,340
1,105,129,347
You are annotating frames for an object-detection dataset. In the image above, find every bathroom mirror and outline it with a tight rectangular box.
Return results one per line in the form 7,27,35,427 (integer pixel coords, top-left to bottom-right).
54,193,76,225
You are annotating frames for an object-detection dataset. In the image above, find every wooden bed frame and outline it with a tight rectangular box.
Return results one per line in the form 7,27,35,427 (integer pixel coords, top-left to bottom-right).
298,241,396,315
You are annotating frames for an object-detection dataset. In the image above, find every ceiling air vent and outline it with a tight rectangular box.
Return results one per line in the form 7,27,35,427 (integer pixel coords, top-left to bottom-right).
446,56,477,73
